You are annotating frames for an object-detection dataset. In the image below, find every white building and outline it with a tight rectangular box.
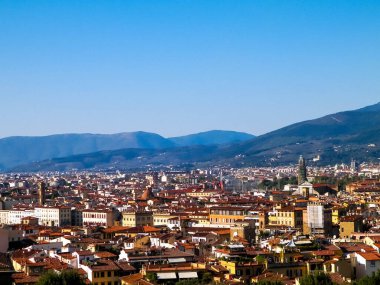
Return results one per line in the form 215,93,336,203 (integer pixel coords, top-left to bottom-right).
82,209,113,227
35,206,71,227
0,210,9,225
8,208,35,225
306,202,332,235
354,252,380,279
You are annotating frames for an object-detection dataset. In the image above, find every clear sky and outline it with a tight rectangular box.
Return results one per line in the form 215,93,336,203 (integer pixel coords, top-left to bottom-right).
1,0,379,138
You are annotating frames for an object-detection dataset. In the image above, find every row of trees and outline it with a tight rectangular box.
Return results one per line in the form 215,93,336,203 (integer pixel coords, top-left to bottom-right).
36,270,86,285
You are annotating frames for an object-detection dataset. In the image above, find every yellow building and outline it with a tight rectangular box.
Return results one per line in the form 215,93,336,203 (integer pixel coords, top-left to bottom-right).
81,259,123,285
122,211,153,227
340,215,363,239
209,206,247,225
268,206,303,228
220,260,263,283
332,207,347,225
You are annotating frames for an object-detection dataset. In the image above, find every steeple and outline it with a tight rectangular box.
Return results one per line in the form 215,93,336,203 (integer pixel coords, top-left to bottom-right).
38,181,46,206
298,155,307,185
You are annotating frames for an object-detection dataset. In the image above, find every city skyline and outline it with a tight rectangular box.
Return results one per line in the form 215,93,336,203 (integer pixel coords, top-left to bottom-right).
1,1,379,138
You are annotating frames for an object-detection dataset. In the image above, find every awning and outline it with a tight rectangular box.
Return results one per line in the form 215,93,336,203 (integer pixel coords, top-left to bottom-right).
168,258,187,263
178,272,198,279
157,272,177,280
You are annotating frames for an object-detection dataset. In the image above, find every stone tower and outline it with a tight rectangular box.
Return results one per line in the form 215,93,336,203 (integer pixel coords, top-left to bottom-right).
298,155,307,185
38,181,46,206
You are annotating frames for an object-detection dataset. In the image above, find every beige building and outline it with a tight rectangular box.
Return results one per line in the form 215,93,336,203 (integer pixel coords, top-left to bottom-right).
122,211,153,227
153,212,176,227
209,206,247,225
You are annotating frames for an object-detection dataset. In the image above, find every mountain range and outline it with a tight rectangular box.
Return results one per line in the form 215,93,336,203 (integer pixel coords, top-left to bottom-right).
7,102,380,172
0,130,254,171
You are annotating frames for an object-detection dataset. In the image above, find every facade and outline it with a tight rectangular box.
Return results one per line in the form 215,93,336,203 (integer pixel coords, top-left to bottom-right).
34,206,71,227
292,182,319,198
340,215,364,239
122,211,153,227
354,252,380,279
80,259,122,285
209,206,247,225
305,202,332,236
230,220,256,243
8,208,34,225
268,207,303,228
82,209,114,227
71,209,83,226
153,212,176,227
0,210,9,225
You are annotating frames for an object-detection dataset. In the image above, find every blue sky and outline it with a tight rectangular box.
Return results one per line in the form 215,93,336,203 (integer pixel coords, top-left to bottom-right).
0,0,379,138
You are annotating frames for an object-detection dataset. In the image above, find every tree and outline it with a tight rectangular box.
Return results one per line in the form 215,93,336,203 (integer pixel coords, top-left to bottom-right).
201,272,213,284
146,272,158,282
299,272,336,285
354,270,380,285
255,255,266,264
36,270,86,285
60,270,86,285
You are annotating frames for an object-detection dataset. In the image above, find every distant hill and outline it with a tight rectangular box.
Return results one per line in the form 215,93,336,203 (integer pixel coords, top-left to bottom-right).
169,130,255,146
0,132,174,170
222,101,380,166
12,102,380,172
0,130,254,170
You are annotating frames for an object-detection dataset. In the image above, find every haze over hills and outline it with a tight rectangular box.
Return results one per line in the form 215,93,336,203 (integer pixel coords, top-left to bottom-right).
170,130,254,146
0,130,255,170
12,102,380,172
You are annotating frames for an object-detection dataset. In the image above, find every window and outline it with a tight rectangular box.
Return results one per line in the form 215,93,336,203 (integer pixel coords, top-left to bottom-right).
371,261,376,267
108,271,111,277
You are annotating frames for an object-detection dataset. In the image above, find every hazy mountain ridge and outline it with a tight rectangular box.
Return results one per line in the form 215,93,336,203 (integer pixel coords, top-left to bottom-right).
0,130,254,170
12,102,380,172
169,130,255,146
8,102,380,172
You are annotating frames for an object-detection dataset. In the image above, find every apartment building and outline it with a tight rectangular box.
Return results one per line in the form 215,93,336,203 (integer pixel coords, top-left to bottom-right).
122,211,153,227
82,209,114,227
34,206,71,227
268,206,303,228
209,206,248,225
